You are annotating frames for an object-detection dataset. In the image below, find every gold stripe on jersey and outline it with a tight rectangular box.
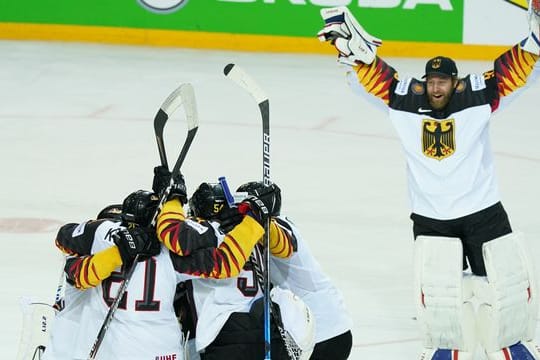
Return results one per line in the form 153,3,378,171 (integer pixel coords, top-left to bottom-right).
169,215,264,279
353,57,397,104
269,220,293,259
68,246,122,289
495,44,540,97
156,198,187,255
206,216,264,278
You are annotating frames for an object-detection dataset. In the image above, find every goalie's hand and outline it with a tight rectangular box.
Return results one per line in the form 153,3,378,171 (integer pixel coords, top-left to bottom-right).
317,22,351,43
317,6,382,65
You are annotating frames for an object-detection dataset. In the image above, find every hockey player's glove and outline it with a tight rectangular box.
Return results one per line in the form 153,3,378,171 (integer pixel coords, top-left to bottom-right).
216,207,244,233
152,165,188,205
113,226,161,264
238,196,269,226
236,181,281,217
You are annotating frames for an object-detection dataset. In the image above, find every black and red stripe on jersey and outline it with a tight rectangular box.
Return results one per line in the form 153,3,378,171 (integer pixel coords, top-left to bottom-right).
351,45,539,119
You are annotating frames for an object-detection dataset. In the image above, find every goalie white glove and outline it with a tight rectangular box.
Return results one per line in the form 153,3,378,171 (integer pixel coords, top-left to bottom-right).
317,6,382,66
520,0,540,55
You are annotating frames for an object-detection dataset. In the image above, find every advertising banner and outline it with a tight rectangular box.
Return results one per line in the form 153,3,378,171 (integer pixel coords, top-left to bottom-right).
2,0,462,43
0,0,534,58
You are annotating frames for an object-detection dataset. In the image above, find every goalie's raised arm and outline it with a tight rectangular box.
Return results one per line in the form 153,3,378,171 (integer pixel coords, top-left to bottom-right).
317,4,540,360
317,6,382,66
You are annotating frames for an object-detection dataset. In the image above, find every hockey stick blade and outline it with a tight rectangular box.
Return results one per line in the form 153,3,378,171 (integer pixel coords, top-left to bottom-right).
154,83,197,169
88,85,199,360
224,64,268,105
223,64,270,186
151,83,198,228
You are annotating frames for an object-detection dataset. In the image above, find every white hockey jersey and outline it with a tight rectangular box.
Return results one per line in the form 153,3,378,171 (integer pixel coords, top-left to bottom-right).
270,217,353,343
189,221,264,352
46,215,263,360
46,220,186,360
347,45,540,219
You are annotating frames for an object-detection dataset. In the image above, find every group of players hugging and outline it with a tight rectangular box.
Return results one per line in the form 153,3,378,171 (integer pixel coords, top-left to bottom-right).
19,0,540,359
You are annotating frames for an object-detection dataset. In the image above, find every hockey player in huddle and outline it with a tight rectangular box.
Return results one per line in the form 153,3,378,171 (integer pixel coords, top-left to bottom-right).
236,181,354,360
43,176,266,359
318,3,540,360
154,169,303,360
153,174,297,360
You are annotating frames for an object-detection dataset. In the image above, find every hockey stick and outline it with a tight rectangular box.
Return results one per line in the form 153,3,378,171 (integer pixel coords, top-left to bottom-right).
224,63,272,359
218,177,307,360
88,84,199,360
154,84,196,169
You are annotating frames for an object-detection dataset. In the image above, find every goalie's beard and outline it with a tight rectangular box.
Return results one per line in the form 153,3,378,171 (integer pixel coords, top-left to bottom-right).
427,91,453,110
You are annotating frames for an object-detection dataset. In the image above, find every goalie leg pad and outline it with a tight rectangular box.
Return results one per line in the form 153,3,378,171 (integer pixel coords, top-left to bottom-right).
16,297,56,360
476,233,539,355
485,342,540,360
414,236,476,352
419,348,473,360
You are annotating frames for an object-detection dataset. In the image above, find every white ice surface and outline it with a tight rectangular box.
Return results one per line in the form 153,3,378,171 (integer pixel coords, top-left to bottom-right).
1,40,540,359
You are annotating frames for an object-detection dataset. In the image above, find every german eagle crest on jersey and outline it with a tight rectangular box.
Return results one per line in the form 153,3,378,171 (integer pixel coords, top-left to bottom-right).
422,119,455,160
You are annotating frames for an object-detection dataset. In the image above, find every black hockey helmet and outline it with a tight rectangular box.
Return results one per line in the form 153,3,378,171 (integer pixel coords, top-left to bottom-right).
97,204,123,222
189,182,227,219
121,190,159,226
236,181,281,216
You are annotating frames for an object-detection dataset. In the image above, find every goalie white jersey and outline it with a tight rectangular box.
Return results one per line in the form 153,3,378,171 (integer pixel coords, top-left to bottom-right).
347,45,540,220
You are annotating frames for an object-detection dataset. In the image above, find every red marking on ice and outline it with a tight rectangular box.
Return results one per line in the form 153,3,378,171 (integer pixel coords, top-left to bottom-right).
0,218,63,233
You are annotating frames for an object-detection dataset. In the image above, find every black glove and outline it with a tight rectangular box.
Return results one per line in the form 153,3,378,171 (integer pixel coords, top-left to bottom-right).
152,165,188,205
216,207,244,233
152,165,171,196
236,182,281,216
238,196,269,226
113,226,161,264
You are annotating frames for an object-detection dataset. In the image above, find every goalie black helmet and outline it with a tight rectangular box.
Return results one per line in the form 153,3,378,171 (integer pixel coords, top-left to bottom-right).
121,190,159,226
236,181,281,216
189,182,227,219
